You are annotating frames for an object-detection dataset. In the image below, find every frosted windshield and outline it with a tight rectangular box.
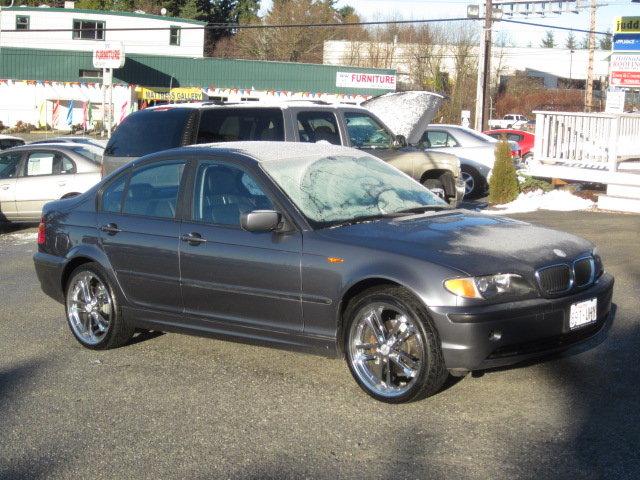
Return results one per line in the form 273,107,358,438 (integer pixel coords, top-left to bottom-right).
261,154,446,227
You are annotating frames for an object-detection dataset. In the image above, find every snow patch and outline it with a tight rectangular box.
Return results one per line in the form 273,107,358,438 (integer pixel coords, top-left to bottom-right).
483,189,595,215
2,231,38,245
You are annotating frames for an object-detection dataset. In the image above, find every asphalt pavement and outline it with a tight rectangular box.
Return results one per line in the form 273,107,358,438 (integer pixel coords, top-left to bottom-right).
1,210,639,480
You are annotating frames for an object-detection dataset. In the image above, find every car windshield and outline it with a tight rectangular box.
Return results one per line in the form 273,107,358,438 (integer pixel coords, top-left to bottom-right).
261,153,447,228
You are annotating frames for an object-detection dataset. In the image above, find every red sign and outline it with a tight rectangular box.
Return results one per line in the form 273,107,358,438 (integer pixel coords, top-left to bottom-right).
93,42,125,69
610,71,640,86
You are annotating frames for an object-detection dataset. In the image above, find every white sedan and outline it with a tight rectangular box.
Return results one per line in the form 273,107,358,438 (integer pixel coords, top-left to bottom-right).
0,144,101,223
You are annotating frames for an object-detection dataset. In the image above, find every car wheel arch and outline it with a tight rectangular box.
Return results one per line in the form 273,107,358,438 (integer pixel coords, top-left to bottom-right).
335,277,425,356
61,249,125,304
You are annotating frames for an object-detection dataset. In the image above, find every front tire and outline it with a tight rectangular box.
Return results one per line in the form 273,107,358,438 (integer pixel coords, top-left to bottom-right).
344,286,447,403
65,262,134,350
461,166,485,199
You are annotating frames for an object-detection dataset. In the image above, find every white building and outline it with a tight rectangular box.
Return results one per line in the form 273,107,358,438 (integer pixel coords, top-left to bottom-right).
0,3,205,58
323,40,611,88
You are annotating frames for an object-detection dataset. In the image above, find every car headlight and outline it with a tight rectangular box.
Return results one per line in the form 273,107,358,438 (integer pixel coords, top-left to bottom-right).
444,274,534,300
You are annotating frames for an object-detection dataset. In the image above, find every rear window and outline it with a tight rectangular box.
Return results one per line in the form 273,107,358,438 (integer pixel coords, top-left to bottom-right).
105,108,193,158
196,108,284,143
0,138,24,150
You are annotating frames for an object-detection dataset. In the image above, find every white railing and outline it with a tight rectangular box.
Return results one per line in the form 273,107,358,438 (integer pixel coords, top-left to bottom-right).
533,111,640,172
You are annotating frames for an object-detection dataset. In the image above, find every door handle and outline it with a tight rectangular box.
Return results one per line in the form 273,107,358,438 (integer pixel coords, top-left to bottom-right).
0,185,9,190
100,223,121,235
58,181,66,186
180,232,207,244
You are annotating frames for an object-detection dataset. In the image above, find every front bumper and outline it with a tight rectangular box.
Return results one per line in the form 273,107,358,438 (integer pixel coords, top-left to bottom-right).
429,273,614,371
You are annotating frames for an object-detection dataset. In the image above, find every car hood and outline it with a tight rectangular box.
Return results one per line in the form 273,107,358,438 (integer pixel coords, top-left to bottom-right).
362,91,444,145
317,211,593,277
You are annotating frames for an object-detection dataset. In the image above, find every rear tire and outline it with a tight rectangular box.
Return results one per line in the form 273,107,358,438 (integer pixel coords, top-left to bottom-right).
65,262,134,350
344,286,447,403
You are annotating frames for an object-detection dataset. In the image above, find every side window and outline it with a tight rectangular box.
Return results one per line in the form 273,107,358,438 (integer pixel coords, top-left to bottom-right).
197,108,285,143
101,174,127,213
424,131,458,148
25,152,55,176
507,133,523,143
343,112,393,149
53,155,76,175
105,108,193,158
297,111,341,145
193,162,274,226
122,162,185,219
0,152,22,179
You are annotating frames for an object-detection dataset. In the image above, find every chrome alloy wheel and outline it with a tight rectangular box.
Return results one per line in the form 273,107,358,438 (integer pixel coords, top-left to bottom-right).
66,272,113,345
461,171,475,196
348,302,424,398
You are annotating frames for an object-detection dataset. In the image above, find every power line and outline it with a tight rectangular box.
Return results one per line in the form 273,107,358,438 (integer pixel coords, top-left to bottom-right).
0,16,611,35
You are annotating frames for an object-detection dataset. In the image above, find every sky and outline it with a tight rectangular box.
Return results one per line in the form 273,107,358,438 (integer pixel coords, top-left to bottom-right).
260,0,640,48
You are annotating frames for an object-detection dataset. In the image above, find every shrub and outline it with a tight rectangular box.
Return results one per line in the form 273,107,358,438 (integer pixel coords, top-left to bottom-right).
7,121,38,133
489,140,520,204
519,175,553,193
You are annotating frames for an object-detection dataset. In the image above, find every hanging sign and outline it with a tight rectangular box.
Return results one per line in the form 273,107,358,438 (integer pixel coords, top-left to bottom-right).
93,42,126,69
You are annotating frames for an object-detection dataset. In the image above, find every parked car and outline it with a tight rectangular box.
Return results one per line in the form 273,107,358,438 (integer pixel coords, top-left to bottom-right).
488,114,528,129
0,134,25,150
34,142,614,403
0,144,101,223
485,129,535,164
102,95,465,206
412,124,521,198
30,136,105,159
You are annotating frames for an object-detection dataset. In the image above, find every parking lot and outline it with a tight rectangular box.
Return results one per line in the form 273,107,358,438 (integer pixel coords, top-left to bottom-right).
1,210,639,480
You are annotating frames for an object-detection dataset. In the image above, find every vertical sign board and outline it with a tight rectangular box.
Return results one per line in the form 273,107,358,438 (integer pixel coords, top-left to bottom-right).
610,54,640,87
605,91,626,113
92,43,125,137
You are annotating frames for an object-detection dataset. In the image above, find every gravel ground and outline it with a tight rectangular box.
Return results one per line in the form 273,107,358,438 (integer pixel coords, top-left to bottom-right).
0,211,639,480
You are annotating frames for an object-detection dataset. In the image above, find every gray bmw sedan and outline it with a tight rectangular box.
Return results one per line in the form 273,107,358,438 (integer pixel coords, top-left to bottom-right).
33,142,614,403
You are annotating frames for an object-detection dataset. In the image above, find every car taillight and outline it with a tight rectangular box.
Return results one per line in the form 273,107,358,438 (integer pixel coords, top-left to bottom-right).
37,217,46,245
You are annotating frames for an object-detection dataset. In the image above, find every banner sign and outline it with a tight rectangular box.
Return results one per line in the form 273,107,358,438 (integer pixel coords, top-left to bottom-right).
610,71,640,87
93,42,125,69
613,34,640,52
615,17,640,34
336,72,397,90
137,87,204,101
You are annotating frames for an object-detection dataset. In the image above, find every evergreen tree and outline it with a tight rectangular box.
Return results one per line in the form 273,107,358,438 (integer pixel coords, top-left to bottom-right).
599,31,612,50
179,0,200,19
236,0,260,22
540,30,555,48
488,141,520,204
565,31,577,50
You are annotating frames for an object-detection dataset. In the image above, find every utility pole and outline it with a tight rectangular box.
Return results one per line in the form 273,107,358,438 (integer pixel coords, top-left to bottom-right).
482,0,493,130
585,0,596,112
473,4,486,131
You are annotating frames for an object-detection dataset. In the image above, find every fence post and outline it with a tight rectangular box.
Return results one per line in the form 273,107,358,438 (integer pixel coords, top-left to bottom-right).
533,111,544,163
609,115,619,173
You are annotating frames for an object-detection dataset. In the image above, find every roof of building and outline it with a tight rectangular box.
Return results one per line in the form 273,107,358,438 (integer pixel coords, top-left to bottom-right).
4,6,206,25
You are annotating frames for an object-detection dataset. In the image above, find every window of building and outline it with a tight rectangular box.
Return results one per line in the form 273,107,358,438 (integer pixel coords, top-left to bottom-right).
79,69,103,79
169,26,181,46
16,15,30,30
72,20,105,40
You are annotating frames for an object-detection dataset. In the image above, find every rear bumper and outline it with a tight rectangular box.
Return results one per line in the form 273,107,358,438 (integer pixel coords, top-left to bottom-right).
429,273,614,371
33,251,66,303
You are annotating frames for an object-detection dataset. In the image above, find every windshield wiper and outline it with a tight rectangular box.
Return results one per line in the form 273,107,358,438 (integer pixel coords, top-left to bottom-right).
392,205,453,215
323,213,398,229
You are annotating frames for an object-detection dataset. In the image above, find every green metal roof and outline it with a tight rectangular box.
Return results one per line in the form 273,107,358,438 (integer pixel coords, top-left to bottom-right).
0,47,397,96
3,6,206,25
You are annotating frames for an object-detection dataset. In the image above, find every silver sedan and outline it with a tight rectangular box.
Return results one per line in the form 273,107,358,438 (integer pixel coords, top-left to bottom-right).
0,143,101,223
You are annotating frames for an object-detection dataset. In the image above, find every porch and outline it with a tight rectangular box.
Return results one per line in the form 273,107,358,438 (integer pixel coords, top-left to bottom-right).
527,111,640,213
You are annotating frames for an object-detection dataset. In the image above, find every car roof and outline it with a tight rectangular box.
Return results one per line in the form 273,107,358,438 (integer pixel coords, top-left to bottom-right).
184,141,366,164
146,100,368,112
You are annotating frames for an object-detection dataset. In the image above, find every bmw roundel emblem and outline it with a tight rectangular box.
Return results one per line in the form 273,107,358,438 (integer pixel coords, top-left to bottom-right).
553,249,567,258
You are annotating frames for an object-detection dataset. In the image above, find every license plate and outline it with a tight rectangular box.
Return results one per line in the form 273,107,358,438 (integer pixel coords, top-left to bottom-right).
569,298,597,329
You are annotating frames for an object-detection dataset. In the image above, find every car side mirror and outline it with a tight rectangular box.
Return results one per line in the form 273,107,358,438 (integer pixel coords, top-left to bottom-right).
241,210,282,233
394,134,407,148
